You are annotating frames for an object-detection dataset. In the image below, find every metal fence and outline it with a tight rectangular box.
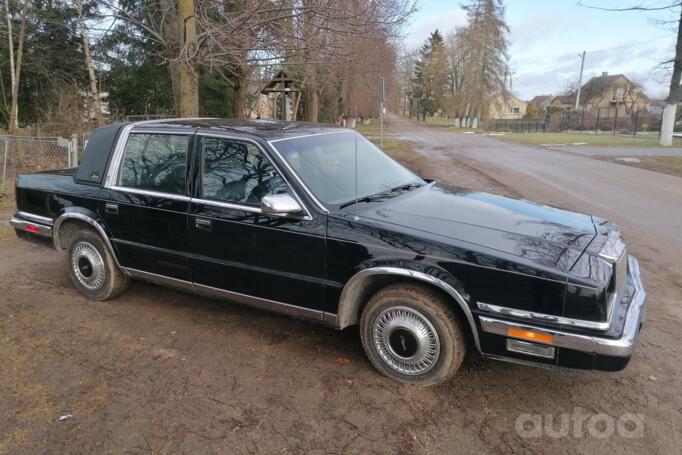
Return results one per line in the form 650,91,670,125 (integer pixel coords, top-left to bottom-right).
1,136,78,192
487,119,547,132
551,108,662,134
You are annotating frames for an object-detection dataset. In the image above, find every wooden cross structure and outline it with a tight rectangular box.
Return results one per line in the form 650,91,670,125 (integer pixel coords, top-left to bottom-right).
261,70,301,121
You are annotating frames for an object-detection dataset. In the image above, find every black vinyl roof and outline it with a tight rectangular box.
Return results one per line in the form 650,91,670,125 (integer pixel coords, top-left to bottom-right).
130,118,352,141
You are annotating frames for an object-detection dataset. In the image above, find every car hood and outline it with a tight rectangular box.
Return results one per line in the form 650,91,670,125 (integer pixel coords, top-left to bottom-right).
358,184,597,270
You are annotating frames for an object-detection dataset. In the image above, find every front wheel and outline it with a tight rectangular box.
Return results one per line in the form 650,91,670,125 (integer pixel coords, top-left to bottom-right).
66,229,129,300
360,283,466,386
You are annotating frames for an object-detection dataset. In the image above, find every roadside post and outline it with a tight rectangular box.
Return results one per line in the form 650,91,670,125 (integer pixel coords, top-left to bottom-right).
71,134,79,167
1,137,8,192
380,76,385,148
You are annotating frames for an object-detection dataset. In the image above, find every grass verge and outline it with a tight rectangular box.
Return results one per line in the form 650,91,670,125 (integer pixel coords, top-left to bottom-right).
600,156,682,178
366,137,416,164
498,132,682,148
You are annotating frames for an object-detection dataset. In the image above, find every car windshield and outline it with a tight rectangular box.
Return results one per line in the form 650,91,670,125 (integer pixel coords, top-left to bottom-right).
272,132,424,206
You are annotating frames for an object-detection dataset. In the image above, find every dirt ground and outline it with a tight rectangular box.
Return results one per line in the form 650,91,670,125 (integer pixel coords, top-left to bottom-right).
1,121,681,454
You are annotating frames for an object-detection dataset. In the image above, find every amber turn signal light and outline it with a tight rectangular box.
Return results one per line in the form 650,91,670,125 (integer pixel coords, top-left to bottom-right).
507,328,553,345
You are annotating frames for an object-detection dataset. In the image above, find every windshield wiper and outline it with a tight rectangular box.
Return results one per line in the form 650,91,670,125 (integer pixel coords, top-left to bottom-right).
339,192,392,209
339,181,425,209
388,181,425,194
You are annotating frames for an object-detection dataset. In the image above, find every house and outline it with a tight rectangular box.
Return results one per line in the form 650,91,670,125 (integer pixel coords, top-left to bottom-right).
579,72,649,117
550,95,576,111
488,93,527,119
528,95,553,113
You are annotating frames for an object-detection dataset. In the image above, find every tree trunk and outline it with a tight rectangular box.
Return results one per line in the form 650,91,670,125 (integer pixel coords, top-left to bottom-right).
75,0,102,125
661,103,677,146
661,8,682,146
233,80,247,119
304,65,319,122
5,0,28,133
174,0,199,117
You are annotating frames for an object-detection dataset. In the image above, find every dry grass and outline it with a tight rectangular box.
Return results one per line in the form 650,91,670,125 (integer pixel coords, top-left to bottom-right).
600,156,682,178
498,132,682,148
367,137,417,165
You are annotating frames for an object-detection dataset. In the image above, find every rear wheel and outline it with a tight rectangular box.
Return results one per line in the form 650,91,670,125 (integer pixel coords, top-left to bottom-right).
360,283,466,386
66,229,129,300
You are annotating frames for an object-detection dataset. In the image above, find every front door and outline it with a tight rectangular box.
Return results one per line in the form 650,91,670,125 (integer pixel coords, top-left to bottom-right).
188,134,327,312
99,131,192,281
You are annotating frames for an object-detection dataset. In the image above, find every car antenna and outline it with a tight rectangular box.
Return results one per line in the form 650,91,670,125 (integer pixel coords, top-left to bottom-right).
353,130,359,221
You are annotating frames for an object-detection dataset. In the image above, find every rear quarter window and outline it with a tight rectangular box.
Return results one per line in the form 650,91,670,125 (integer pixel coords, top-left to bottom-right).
118,133,189,195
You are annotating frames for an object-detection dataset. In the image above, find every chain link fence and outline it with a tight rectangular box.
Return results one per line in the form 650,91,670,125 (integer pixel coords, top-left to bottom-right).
1,136,78,192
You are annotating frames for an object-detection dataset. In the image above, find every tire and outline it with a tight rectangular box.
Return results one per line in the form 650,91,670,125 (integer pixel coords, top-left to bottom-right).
66,229,129,301
360,283,466,386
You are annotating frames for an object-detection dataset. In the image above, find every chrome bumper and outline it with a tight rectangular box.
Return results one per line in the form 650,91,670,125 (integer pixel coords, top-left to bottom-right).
9,212,53,238
480,255,646,359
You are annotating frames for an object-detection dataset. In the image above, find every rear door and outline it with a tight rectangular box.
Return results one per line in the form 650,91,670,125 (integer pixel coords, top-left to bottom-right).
99,130,193,281
187,134,327,312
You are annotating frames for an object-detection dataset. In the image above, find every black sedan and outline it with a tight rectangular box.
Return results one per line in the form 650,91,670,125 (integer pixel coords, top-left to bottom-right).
10,119,646,386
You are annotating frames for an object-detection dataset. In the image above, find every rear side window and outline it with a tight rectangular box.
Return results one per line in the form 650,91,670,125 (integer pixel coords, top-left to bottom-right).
201,137,287,206
118,133,189,195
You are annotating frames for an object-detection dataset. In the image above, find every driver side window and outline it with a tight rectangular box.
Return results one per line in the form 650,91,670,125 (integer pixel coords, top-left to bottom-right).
201,137,287,206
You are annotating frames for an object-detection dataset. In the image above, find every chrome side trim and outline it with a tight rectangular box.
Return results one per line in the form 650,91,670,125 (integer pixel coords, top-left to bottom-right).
479,255,646,358
110,185,191,202
17,211,54,225
267,130,352,143
52,213,125,271
193,282,326,322
337,267,481,352
121,267,335,323
122,267,194,291
476,302,611,331
10,217,53,237
193,198,262,213
103,122,137,188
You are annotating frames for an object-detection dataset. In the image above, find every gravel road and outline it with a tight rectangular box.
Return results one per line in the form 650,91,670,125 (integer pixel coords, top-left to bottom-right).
1,117,680,454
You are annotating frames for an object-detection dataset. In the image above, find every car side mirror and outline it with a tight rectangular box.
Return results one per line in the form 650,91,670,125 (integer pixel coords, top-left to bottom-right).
261,193,303,215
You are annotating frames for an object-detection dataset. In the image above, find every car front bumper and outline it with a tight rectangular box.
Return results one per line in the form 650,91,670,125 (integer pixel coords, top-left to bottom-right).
478,255,646,371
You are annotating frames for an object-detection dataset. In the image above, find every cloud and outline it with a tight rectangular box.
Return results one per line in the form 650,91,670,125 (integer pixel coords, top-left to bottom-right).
404,8,467,50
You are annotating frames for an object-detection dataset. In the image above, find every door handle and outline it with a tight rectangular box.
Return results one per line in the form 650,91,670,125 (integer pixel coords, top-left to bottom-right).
195,218,212,231
105,203,118,215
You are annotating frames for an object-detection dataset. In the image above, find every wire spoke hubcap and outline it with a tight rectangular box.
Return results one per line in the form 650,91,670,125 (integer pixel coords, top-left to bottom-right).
71,241,105,290
373,306,440,375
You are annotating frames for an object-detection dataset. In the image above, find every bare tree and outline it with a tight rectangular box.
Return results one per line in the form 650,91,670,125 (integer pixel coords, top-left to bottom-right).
4,0,29,132
578,1,682,145
75,0,103,125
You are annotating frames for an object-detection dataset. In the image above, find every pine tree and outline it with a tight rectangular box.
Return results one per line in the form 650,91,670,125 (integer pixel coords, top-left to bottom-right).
458,0,509,122
412,30,448,121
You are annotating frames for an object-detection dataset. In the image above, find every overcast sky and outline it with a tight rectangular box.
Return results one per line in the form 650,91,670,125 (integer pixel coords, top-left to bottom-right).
403,1,678,100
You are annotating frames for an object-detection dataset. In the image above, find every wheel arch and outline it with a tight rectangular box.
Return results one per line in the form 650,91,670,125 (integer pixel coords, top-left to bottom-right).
337,266,481,352
53,208,124,271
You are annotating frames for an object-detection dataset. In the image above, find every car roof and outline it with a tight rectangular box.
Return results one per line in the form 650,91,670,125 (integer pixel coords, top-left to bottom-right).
128,118,354,141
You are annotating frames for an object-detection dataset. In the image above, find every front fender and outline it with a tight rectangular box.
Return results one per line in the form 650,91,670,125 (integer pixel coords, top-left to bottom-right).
336,261,481,352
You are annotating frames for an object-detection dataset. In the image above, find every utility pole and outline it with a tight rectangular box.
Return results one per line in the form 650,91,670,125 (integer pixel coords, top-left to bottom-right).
575,51,586,110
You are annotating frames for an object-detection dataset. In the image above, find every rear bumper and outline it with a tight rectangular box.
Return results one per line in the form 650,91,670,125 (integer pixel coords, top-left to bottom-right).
479,255,646,370
10,212,54,242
